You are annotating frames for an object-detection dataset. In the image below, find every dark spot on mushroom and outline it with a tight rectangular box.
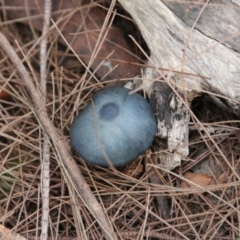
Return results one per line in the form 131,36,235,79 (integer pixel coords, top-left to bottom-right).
99,102,119,121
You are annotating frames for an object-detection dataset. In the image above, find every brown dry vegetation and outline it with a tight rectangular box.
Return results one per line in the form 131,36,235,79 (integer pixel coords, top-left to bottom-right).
0,1,240,240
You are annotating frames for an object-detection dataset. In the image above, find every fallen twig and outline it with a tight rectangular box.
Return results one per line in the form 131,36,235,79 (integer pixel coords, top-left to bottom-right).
0,31,116,240
39,0,52,239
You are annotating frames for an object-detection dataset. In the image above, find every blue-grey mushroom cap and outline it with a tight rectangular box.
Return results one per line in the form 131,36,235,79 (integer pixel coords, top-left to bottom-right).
70,86,157,167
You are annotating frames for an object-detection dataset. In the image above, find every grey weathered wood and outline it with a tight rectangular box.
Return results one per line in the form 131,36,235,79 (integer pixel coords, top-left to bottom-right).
118,0,240,170
165,0,240,52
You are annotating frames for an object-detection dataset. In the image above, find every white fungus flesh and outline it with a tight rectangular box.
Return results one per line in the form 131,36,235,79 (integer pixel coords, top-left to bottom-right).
70,86,157,167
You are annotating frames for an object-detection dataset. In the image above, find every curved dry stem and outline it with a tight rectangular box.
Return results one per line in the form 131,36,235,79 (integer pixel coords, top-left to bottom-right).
0,31,116,240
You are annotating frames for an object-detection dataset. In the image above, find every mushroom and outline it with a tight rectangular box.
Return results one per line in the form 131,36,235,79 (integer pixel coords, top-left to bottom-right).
70,86,157,167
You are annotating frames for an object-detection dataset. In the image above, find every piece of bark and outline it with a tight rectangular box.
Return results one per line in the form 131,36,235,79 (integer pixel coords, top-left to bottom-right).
135,68,190,169
3,0,139,81
119,0,240,170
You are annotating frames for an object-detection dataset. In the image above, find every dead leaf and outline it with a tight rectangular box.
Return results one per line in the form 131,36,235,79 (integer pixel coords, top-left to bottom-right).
181,172,215,188
4,0,139,81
